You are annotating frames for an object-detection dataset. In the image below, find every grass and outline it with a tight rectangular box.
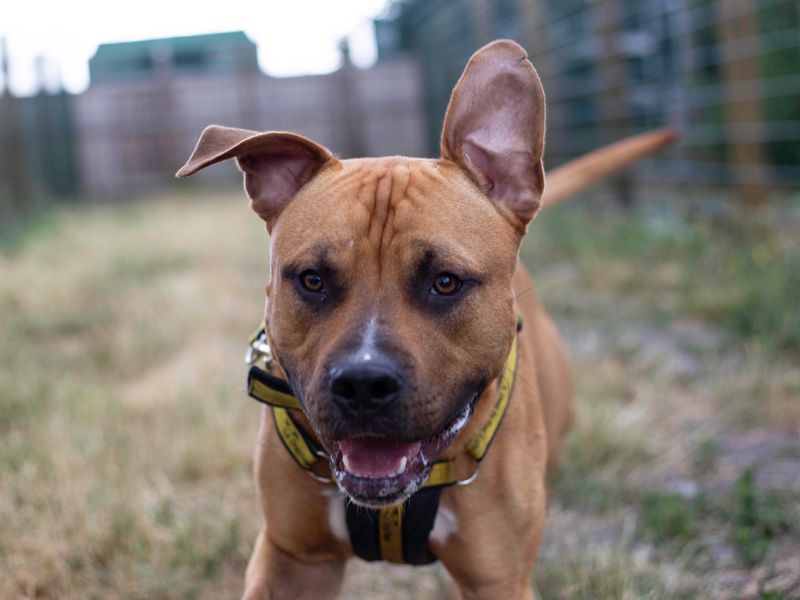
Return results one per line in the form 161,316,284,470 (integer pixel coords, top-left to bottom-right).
549,399,653,512
633,465,796,588
731,468,794,566
0,192,266,598
535,545,707,599
523,202,800,355
641,492,703,545
2,189,798,598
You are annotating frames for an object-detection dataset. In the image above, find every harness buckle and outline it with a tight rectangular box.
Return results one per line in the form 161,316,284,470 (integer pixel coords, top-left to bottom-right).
245,329,273,367
455,463,481,486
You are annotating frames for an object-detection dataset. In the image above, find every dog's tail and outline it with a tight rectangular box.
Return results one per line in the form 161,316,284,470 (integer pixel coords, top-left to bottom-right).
542,128,678,209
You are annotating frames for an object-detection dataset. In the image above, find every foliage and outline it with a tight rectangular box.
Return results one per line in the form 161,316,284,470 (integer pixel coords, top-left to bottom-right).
731,467,794,566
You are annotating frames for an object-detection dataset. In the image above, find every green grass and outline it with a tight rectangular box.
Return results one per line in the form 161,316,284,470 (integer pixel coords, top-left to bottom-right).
731,468,794,566
524,204,800,354
641,492,704,545
2,191,798,598
634,466,795,571
0,208,63,252
692,439,719,477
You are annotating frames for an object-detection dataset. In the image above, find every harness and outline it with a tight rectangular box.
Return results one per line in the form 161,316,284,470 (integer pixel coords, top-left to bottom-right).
245,323,519,564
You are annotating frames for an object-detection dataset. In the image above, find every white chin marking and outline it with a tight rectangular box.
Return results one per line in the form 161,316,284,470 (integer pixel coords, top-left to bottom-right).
430,507,458,544
328,495,348,542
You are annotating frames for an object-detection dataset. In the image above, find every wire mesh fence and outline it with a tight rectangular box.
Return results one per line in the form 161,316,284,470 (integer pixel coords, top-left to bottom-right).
1,1,798,224
377,0,800,208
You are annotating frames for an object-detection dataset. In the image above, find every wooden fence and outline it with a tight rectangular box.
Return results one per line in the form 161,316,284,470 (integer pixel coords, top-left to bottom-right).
71,57,427,197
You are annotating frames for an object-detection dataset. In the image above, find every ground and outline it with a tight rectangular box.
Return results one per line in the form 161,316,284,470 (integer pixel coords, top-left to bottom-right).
1,188,798,599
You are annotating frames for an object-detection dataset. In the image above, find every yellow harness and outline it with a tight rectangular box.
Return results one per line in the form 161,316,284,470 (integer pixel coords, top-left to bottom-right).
245,325,519,564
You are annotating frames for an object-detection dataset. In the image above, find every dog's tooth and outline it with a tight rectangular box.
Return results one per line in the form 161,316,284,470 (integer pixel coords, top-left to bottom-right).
395,456,407,475
342,454,354,473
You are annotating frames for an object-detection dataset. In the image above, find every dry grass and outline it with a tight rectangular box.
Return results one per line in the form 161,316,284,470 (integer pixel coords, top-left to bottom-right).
1,193,265,598
1,190,798,598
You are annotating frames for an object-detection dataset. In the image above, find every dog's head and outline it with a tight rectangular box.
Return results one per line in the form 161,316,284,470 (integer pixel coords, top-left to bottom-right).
178,40,545,506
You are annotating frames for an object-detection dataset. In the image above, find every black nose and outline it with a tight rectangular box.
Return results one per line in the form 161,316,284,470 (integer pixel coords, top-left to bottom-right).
329,358,403,414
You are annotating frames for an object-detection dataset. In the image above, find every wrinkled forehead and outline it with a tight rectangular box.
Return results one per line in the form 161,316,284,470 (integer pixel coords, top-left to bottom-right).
269,157,517,264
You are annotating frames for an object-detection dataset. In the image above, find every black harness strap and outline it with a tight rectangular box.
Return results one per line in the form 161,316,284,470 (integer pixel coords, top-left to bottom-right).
345,486,443,565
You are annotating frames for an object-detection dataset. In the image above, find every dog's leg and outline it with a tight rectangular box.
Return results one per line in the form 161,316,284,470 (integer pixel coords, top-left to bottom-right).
242,527,346,600
435,468,547,600
450,577,536,600
442,529,541,600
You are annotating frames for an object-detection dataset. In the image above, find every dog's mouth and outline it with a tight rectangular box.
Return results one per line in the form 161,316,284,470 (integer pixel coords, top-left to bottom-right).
330,401,474,507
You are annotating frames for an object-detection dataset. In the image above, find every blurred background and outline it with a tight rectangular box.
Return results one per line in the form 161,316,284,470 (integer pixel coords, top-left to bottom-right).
2,0,799,211
1,1,798,598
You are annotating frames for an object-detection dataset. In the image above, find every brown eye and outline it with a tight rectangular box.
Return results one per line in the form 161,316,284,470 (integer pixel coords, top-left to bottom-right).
300,270,324,293
432,273,462,296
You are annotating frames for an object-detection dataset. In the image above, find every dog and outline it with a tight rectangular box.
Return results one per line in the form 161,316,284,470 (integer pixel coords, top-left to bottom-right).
177,40,676,599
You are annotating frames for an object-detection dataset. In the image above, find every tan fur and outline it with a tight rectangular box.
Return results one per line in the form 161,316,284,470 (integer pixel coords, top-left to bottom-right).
243,158,562,600
177,39,675,600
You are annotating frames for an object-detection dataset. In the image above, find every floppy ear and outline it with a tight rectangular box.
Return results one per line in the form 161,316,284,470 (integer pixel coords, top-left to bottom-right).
441,40,546,227
176,125,335,226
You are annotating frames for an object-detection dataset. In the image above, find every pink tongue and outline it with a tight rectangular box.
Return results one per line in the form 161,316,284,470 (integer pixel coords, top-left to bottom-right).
339,438,421,478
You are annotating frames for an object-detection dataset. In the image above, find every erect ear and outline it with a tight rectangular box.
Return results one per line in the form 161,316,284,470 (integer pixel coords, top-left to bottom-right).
441,40,546,227
176,125,335,226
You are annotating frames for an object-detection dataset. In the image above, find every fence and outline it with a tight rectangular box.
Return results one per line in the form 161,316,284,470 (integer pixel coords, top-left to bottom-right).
72,51,427,197
0,80,78,224
3,2,798,220
0,37,427,216
377,0,800,208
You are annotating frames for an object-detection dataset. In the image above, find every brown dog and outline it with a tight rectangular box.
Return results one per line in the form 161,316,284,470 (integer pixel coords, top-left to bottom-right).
177,40,676,599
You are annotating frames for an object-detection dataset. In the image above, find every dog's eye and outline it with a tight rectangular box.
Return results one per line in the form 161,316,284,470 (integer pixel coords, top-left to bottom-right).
299,270,324,293
431,273,462,296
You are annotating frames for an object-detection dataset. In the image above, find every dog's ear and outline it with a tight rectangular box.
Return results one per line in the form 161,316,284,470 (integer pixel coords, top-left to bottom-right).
176,125,335,226
441,40,546,227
